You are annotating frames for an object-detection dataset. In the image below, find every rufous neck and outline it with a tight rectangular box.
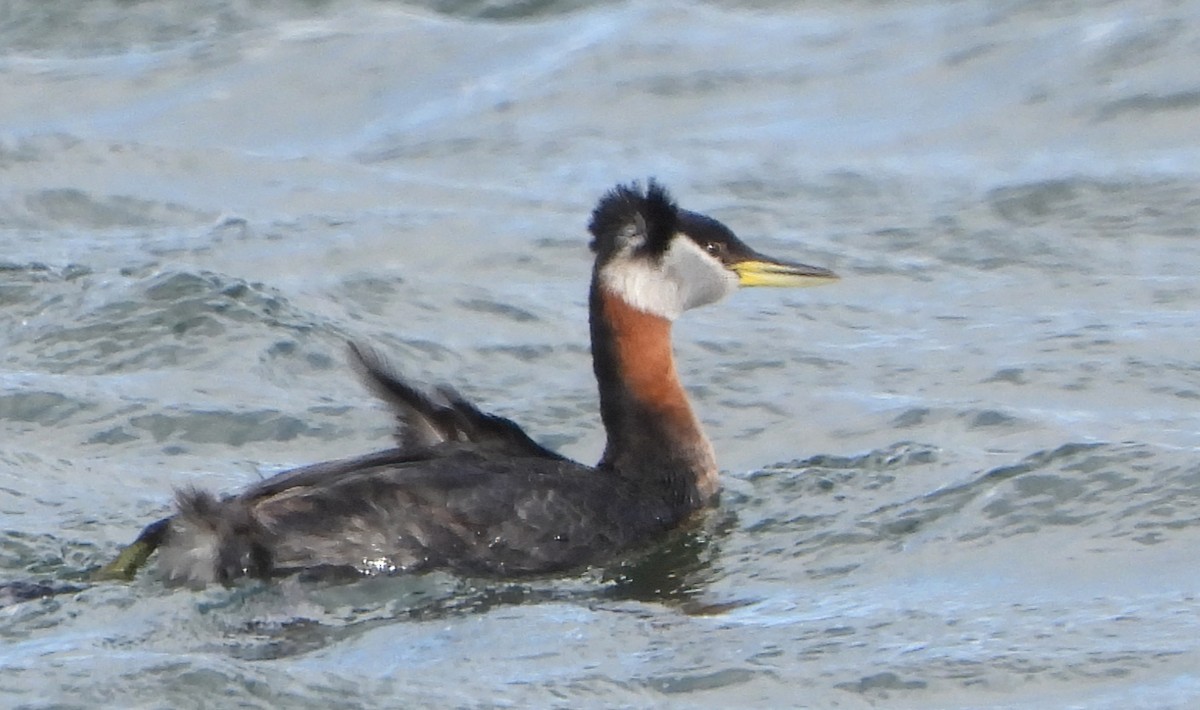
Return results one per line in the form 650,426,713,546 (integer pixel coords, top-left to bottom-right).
589,274,719,508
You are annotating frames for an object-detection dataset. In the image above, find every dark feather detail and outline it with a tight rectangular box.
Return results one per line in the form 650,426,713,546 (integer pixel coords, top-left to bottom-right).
158,487,273,586
588,179,678,260
348,342,564,460
89,179,791,587
241,448,425,500
679,208,749,253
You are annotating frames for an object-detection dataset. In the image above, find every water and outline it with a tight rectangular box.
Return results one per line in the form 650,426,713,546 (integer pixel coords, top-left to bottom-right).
3,0,1200,707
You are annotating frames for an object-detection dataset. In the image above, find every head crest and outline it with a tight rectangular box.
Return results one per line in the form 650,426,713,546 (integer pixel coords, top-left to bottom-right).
588,180,678,260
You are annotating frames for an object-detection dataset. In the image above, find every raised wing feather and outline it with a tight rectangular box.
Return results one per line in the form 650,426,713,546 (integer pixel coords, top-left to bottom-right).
348,342,564,461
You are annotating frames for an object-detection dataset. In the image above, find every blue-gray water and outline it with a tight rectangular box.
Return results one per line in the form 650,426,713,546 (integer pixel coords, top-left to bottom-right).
3,1,1200,707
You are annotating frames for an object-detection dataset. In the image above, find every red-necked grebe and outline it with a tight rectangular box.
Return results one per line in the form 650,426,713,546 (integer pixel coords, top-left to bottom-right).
97,180,838,585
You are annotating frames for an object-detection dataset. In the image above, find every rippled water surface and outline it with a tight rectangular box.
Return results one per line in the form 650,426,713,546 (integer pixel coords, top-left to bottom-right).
3,0,1200,707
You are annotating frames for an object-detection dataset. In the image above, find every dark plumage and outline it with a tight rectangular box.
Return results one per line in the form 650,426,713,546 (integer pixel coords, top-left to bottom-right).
348,343,563,460
588,180,679,259
96,180,837,587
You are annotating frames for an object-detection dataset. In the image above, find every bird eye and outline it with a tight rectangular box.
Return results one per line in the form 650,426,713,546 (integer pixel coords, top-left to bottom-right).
704,242,724,257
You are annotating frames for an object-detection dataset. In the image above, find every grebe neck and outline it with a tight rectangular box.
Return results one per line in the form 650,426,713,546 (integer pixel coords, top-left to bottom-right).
588,272,719,509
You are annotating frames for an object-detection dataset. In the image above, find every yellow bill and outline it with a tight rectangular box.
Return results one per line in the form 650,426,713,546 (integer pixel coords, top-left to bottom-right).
732,257,839,288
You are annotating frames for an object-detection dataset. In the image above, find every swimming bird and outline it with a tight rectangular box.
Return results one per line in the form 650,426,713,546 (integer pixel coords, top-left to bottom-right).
96,180,838,586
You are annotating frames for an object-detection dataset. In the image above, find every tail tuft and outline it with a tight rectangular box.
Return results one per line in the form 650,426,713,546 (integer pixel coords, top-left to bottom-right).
157,487,273,586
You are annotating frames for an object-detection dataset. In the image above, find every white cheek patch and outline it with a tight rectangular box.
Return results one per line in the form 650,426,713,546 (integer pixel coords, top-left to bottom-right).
663,238,739,311
599,236,738,320
600,259,683,320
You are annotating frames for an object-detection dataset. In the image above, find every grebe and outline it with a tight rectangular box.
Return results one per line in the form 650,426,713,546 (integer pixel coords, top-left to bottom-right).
97,180,838,585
